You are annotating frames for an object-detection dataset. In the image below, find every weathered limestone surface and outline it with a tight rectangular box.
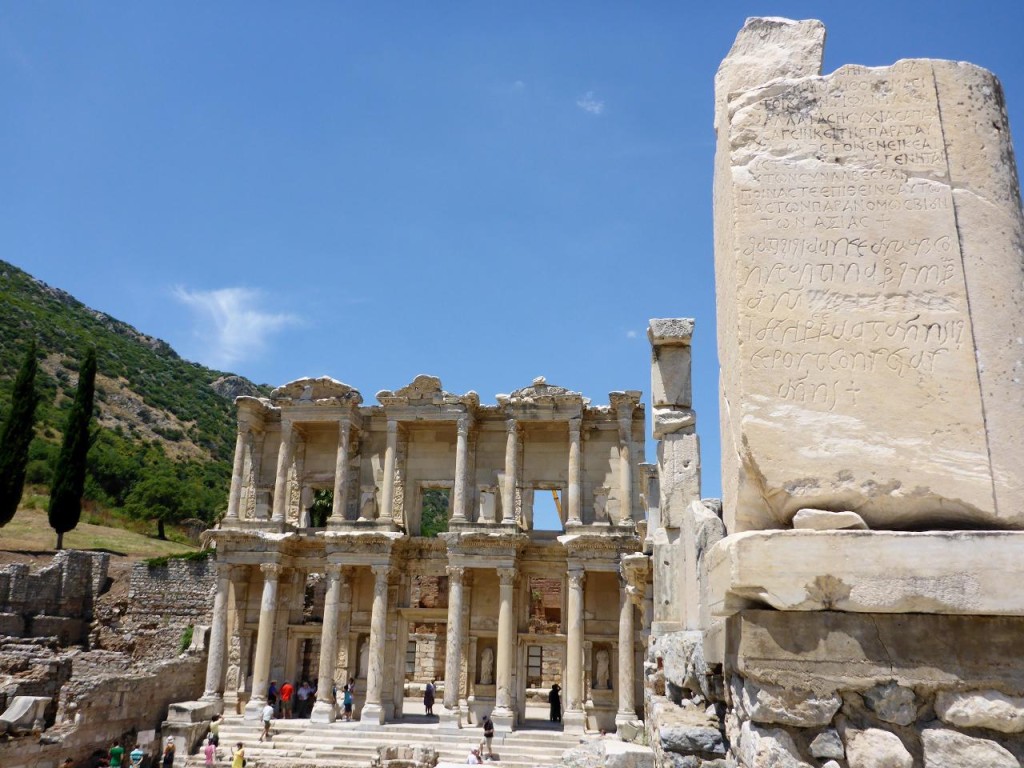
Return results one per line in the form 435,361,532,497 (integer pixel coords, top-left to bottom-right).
727,610,1024,692
740,679,840,727
843,728,912,768
862,681,917,726
714,17,1024,532
934,689,1024,733
707,530,1024,616
921,727,1021,768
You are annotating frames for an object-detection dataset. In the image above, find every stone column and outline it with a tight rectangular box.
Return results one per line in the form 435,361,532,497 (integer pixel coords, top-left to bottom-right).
567,418,582,527
379,419,399,523
492,567,517,728
244,563,282,720
225,425,249,523
563,567,586,731
450,417,471,523
360,564,391,724
311,564,348,722
330,421,351,522
618,413,633,524
615,581,636,729
441,565,466,723
501,420,519,526
272,421,294,524
201,563,232,708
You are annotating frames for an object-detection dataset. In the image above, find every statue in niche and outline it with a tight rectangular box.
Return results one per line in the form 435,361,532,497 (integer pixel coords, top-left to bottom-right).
479,647,494,685
595,649,610,690
593,488,609,523
359,487,377,521
359,637,369,678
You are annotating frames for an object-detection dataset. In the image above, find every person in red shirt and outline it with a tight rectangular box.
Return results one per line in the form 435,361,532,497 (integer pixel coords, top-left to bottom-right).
280,681,295,718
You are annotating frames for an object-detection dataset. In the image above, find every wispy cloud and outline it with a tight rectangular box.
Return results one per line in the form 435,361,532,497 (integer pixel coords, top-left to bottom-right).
625,330,639,340
172,286,300,369
512,80,526,92
576,91,605,115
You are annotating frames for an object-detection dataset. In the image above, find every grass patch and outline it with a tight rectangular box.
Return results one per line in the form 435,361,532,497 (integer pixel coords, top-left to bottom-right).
143,549,212,568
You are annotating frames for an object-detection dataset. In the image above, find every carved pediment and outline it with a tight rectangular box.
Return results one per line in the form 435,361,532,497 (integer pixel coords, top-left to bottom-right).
271,377,363,406
377,374,480,409
497,376,589,409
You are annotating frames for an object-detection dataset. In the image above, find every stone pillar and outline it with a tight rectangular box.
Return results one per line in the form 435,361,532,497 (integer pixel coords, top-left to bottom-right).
618,413,633,524
201,563,232,708
450,417,471,523
360,564,391,724
225,426,249,523
563,567,586,731
330,421,351,522
244,563,282,720
567,418,582,527
441,565,466,724
311,564,348,723
379,419,398,523
615,581,636,730
502,420,519,526
272,421,294,524
492,567,517,728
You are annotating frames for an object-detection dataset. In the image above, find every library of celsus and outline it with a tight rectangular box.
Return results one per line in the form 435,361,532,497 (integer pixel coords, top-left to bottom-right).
202,375,653,734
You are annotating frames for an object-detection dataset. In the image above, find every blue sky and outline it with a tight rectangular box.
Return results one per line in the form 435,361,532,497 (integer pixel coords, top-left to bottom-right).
3,2,1023,500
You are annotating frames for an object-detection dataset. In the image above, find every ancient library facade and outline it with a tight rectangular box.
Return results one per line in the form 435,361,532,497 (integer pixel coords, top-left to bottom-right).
202,374,650,734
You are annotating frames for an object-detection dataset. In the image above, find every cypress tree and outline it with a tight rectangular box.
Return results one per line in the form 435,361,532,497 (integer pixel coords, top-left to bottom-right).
0,341,40,527
48,348,97,550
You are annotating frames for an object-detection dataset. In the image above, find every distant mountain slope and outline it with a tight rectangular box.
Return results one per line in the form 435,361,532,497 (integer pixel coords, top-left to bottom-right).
0,259,267,524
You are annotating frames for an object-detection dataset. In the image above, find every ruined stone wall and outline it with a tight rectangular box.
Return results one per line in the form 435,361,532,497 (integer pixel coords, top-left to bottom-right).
0,551,109,644
124,557,215,660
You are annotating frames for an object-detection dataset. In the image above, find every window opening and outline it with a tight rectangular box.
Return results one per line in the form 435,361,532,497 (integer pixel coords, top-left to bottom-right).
527,645,543,687
421,488,450,537
309,489,332,528
532,488,564,531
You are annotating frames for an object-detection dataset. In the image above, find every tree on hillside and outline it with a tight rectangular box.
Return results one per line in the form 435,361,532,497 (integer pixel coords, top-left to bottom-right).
124,467,188,540
48,348,97,550
0,341,40,527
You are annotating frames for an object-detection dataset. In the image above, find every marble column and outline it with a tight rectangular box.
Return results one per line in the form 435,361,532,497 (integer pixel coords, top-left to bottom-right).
361,564,391,724
618,414,633,525
379,419,399,523
616,581,636,729
201,563,232,708
311,564,347,722
501,420,519,526
244,563,282,720
272,421,295,524
563,567,586,731
225,426,249,523
441,565,466,722
566,418,582,527
492,567,517,728
450,417,471,523
330,421,351,522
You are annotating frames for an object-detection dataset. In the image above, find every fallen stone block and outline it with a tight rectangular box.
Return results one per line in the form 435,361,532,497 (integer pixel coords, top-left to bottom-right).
0,696,50,735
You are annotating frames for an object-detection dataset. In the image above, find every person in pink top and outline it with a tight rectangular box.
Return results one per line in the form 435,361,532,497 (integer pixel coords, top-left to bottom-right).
203,737,215,767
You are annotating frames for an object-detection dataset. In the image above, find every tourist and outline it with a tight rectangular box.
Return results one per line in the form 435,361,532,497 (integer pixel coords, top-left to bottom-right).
342,683,354,721
548,683,562,722
129,744,144,768
209,713,221,747
231,742,245,768
268,680,279,717
280,680,295,718
424,679,435,716
481,714,495,758
108,739,126,768
297,680,312,717
465,747,483,764
259,700,275,742
161,737,175,768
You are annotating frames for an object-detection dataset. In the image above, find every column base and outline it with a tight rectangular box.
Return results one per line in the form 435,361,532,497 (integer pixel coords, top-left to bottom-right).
310,700,337,724
198,693,225,716
359,702,386,726
438,705,463,729
243,696,267,721
562,710,586,734
615,710,639,730
490,707,516,732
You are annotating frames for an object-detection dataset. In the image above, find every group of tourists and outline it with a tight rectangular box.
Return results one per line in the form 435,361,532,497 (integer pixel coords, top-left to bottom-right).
103,737,173,768
266,679,316,718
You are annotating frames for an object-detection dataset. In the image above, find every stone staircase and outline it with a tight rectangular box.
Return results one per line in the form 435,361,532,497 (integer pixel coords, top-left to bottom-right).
186,714,584,768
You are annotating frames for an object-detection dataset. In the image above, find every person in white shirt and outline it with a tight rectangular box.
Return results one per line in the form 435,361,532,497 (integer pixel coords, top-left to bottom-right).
466,748,483,764
259,702,275,742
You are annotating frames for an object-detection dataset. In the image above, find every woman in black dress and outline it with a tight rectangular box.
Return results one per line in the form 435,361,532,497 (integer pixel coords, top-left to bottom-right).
548,683,562,722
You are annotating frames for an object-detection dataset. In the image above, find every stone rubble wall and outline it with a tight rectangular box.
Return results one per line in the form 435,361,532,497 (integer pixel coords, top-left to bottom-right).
123,557,215,660
0,551,109,644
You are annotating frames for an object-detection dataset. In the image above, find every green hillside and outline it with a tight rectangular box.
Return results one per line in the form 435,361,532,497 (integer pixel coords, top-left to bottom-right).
0,259,268,539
